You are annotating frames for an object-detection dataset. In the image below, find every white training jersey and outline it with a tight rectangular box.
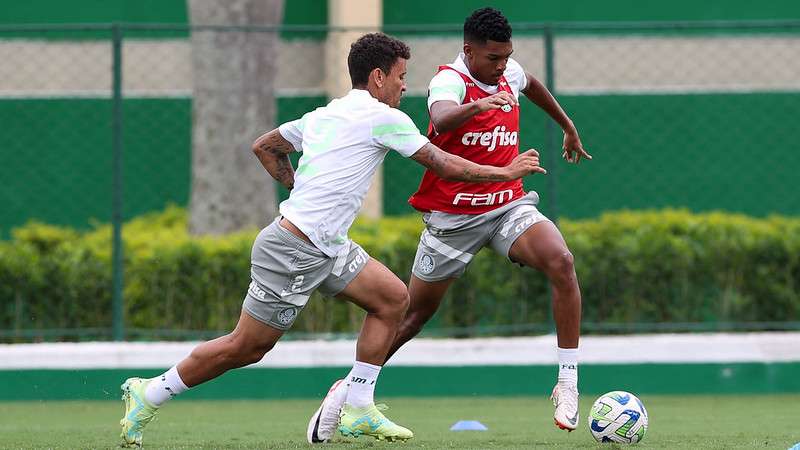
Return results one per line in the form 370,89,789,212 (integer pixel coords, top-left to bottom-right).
427,52,528,109
278,89,429,257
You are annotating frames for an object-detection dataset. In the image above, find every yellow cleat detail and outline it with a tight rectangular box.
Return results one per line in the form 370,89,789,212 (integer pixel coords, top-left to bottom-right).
338,403,413,442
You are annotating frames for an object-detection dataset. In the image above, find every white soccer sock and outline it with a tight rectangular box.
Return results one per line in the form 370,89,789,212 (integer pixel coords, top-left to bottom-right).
557,347,579,386
144,366,189,407
344,360,382,408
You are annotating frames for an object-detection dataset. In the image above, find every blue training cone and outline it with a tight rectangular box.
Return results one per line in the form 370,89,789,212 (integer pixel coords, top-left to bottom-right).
450,420,488,431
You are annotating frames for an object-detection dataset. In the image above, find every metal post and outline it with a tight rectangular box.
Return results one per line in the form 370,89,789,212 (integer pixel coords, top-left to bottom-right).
544,25,558,224
111,23,125,341
543,25,557,334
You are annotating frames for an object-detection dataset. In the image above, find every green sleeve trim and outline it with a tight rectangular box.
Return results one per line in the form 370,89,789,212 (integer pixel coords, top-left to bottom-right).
372,123,419,137
378,134,419,150
429,84,465,99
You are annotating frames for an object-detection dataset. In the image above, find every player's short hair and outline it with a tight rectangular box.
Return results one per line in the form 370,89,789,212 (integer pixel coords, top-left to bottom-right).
348,33,411,87
464,7,512,44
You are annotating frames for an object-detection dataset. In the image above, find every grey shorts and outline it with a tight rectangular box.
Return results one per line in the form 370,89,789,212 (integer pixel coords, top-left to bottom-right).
242,218,370,330
411,192,550,281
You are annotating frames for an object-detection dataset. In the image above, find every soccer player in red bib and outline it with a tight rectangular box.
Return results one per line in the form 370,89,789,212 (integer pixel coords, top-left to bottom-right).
308,8,591,440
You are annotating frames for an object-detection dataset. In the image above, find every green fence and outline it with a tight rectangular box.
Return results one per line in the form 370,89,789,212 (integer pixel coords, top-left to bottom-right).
1,21,799,341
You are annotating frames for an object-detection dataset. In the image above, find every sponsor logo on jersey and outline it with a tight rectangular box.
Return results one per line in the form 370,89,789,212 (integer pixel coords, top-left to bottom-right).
452,189,514,206
460,125,518,151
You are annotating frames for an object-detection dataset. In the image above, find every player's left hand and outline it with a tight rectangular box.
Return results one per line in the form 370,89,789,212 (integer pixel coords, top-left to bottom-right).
562,129,591,164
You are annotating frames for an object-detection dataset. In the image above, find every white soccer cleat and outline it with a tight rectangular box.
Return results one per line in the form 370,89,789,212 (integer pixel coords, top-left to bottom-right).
551,382,579,431
307,379,348,443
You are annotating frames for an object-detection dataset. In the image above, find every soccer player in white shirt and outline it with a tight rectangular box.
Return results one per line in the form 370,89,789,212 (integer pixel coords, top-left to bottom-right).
118,32,545,447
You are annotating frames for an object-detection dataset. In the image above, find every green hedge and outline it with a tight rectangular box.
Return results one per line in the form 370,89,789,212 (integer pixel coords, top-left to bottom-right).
1,207,799,341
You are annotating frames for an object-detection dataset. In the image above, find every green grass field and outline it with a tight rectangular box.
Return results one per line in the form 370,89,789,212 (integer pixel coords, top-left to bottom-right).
1,395,798,449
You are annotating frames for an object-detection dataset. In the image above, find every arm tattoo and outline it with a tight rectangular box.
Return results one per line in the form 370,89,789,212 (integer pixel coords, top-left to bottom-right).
253,130,296,190
270,150,295,190
413,144,506,182
423,146,446,173
257,131,294,154
459,165,506,182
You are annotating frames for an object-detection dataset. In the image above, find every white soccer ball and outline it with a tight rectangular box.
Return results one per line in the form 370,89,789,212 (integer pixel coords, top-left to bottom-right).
588,391,648,444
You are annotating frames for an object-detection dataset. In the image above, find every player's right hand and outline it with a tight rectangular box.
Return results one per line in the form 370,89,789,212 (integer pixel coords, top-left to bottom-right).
504,149,547,180
476,91,517,112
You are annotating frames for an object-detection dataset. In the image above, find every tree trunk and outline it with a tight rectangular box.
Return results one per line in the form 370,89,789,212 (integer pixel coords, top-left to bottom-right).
188,0,284,235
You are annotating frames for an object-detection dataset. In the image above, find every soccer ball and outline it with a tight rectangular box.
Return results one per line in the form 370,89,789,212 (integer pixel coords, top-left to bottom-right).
588,391,648,444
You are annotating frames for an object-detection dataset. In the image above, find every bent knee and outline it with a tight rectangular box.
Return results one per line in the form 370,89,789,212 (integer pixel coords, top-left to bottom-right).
379,284,411,316
226,336,275,366
241,342,274,365
546,251,576,278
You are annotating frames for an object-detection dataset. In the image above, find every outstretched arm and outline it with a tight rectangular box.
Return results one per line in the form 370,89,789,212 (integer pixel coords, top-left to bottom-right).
251,129,296,190
410,143,545,182
522,72,592,163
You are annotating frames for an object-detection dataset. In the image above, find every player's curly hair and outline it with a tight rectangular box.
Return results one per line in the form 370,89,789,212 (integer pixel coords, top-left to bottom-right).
464,7,512,43
348,33,411,87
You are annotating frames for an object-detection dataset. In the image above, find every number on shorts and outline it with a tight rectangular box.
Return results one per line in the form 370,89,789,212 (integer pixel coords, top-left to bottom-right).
290,275,304,293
